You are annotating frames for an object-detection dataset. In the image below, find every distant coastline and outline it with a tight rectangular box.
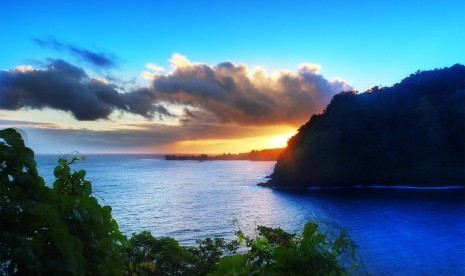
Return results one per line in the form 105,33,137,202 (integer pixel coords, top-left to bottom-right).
165,148,284,161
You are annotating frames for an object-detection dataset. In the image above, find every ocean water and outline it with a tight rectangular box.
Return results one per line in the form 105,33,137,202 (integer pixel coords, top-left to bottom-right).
36,154,465,275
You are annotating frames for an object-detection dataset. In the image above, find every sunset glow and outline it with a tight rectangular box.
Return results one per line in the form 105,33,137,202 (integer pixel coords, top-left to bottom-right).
1,2,463,275
1,0,463,154
172,129,298,154
265,131,297,148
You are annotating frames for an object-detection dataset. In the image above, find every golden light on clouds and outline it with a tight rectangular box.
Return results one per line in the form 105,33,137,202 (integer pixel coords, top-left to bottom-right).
15,65,35,72
298,63,322,73
170,53,191,69
146,63,165,72
2,54,351,154
142,63,165,79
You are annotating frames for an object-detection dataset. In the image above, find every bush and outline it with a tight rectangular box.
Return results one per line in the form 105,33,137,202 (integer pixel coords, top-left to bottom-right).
211,222,357,275
123,231,236,275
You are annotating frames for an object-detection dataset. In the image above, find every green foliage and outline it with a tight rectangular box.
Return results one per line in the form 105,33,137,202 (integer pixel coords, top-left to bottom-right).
52,156,126,275
210,222,357,276
123,231,239,275
123,225,358,276
0,128,125,275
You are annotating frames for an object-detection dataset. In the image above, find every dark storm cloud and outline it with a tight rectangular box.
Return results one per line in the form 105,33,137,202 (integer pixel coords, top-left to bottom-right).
32,37,120,69
152,55,352,126
0,59,171,120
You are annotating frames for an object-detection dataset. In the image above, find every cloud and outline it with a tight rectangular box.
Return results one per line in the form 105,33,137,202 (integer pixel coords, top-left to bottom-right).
146,63,165,72
298,63,322,73
1,119,292,153
15,65,35,73
143,63,165,80
170,53,191,69
1,54,352,126
0,59,172,120
0,119,61,129
32,36,120,69
152,54,352,126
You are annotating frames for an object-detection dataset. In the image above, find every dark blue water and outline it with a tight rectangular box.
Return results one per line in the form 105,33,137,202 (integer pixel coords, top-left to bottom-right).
36,154,465,275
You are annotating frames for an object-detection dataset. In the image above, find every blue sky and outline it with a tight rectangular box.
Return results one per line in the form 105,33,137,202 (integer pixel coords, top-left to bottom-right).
2,0,464,90
1,0,464,153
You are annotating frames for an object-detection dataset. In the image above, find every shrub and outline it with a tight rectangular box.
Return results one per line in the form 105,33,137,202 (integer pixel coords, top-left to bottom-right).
211,222,357,275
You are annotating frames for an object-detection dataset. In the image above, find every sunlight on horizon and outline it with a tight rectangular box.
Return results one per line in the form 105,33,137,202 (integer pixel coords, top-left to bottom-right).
264,131,297,148
171,130,298,154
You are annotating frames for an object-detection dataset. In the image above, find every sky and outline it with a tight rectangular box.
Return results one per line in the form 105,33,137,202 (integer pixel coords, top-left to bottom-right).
1,0,464,153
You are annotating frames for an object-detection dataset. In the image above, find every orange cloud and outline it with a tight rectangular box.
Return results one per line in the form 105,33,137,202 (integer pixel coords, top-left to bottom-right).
153,54,352,127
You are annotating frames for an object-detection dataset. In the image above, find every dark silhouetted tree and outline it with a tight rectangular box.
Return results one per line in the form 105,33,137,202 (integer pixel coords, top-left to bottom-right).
268,65,465,188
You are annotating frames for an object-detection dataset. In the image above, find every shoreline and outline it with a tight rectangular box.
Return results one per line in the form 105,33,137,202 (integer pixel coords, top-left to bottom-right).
257,182,465,191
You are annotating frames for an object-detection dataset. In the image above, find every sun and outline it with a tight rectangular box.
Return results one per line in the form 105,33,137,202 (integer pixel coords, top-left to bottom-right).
265,131,297,148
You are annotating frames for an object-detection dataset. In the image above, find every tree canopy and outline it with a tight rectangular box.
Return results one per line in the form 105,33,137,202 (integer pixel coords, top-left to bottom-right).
267,65,465,188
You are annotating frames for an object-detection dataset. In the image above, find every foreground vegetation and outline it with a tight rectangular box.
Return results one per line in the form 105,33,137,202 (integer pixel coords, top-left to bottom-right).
0,128,357,275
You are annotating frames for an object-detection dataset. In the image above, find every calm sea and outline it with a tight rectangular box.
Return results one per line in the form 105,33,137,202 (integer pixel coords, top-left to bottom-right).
36,154,465,275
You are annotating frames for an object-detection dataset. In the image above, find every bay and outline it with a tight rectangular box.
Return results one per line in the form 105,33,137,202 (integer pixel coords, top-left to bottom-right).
36,154,465,275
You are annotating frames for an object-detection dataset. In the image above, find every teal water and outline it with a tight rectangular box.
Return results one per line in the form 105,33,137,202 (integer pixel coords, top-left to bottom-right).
36,154,465,275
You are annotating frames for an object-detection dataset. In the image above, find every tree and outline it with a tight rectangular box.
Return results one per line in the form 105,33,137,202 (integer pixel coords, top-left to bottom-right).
0,128,125,275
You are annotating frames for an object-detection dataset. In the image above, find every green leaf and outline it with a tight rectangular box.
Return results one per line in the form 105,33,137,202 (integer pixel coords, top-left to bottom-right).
77,169,86,178
72,208,83,222
58,157,67,166
54,165,62,177
303,222,318,240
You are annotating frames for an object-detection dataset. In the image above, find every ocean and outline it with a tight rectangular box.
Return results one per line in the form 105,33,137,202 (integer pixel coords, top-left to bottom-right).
36,154,465,275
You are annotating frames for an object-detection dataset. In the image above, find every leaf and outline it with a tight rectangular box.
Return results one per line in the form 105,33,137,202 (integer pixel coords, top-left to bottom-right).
72,208,83,222
54,165,62,177
0,128,25,149
238,234,244,245
303,222,318,240
58,158,67,166
77,169,86,178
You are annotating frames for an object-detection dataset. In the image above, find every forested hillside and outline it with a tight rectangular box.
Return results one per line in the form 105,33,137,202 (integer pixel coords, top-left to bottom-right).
266,65,465,188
